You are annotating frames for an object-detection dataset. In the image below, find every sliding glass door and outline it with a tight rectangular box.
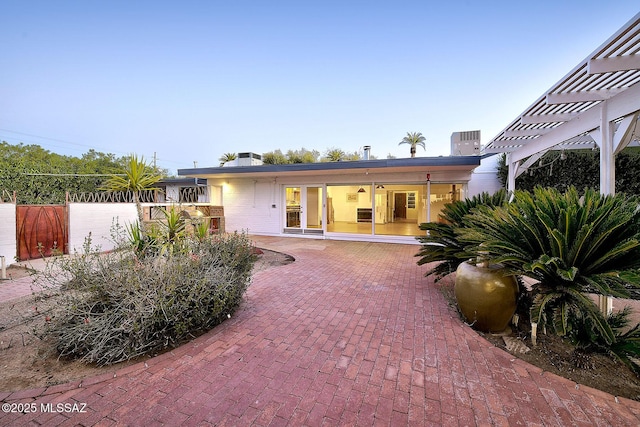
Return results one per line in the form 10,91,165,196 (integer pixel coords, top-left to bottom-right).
284,185,324,234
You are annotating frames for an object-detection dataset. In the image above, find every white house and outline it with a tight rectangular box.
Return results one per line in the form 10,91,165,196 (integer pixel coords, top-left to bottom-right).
178,152,500,244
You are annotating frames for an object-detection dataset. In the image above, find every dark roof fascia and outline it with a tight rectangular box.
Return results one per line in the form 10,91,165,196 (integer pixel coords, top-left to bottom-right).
158,178,208,186
178,156,481,177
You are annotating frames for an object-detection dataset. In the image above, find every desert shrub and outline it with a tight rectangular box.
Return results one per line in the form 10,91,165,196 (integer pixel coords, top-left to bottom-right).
37,232,256,366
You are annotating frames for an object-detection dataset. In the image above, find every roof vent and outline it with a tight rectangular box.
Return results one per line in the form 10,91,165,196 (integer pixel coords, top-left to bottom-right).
363,146,371,160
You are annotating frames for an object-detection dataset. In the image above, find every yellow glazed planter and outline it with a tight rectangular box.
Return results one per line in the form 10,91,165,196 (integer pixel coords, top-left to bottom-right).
454,261,519,333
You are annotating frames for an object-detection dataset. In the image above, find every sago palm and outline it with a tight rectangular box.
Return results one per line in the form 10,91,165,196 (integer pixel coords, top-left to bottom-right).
458,186,640,346
415,189,508,281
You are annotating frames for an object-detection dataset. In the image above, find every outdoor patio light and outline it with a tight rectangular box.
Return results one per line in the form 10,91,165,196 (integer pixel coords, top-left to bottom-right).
358,186,366,193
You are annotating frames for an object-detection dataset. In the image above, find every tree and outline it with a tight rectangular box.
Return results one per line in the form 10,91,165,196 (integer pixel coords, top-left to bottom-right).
218,153,237,167
399,132,426,158
262,150,289,164
322,148,346,162
0,142,125,204
286,148,319,163
101,154,162,234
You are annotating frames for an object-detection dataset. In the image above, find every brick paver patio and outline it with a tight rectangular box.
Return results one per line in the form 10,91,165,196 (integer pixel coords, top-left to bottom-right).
1,236,640,425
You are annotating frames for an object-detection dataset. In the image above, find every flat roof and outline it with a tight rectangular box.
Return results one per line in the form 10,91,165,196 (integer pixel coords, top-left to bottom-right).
178,156,481,179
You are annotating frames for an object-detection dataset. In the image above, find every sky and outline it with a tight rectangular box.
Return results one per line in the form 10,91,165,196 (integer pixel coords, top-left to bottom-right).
1,1,638,175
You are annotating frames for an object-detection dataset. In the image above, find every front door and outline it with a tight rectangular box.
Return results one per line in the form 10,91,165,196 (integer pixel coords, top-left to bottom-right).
394,193,407,220
284,185,324,234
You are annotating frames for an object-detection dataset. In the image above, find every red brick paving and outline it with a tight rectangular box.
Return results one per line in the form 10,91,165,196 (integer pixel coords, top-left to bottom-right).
2,236,640,426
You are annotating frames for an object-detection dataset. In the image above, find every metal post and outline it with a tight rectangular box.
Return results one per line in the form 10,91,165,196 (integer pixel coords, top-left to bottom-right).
426,174,431,223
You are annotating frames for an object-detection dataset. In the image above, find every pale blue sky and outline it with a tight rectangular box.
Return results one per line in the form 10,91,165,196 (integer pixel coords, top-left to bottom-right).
1,1,638,174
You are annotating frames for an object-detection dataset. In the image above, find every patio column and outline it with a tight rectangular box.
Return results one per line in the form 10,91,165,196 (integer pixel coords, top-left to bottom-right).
598,101,616,196
506,153,519,195
592,101,615,315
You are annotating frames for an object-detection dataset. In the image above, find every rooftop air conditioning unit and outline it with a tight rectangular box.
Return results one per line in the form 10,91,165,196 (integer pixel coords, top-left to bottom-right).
450,130,481,156
237,152,263,166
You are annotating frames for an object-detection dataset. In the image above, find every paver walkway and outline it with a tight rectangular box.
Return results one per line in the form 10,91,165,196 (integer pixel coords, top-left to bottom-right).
1,236,640,426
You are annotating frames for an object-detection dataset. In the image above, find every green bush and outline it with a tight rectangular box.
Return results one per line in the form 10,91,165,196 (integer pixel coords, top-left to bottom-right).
37,232,256,366
497,149,640,195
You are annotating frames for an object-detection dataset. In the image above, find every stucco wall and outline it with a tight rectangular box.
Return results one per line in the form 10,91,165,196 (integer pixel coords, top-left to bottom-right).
467,154,502,197
68,203,138,253
467,154,503,197
0,203,16,263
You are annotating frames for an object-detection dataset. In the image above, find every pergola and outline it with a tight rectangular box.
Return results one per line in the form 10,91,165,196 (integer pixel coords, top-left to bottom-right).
483,13,640,314
484,12,640,195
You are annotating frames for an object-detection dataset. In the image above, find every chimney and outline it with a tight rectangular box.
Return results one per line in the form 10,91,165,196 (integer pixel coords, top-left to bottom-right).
363,146,371,160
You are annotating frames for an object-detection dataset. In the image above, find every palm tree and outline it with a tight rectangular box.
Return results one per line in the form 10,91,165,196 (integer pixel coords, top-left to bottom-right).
101,154,162,235
323,148,346,162
399,132,426,158
218,152,237,166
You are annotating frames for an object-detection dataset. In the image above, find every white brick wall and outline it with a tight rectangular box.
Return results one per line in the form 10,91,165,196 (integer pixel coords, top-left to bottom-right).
223,180,280,234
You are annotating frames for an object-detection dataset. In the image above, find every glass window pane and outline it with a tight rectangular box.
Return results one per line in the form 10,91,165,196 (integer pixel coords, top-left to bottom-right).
429,183,462,223
373,183,427,236
326,184,372,234
285,187,300,228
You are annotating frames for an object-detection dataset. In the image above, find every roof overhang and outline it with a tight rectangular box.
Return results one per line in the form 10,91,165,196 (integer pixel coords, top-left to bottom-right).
178,156,481,180
158,177,208,186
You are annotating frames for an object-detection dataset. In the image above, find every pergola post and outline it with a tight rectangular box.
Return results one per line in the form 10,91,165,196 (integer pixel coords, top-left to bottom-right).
598,101,616,196
506,153,518,195
594,101,615,315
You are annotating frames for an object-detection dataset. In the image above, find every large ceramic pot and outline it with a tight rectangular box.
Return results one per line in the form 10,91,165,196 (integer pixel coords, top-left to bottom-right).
454,261,518,333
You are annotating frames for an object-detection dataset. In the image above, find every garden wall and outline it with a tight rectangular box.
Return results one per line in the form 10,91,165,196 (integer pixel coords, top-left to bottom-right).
67,203,138,253
0,203,17,263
